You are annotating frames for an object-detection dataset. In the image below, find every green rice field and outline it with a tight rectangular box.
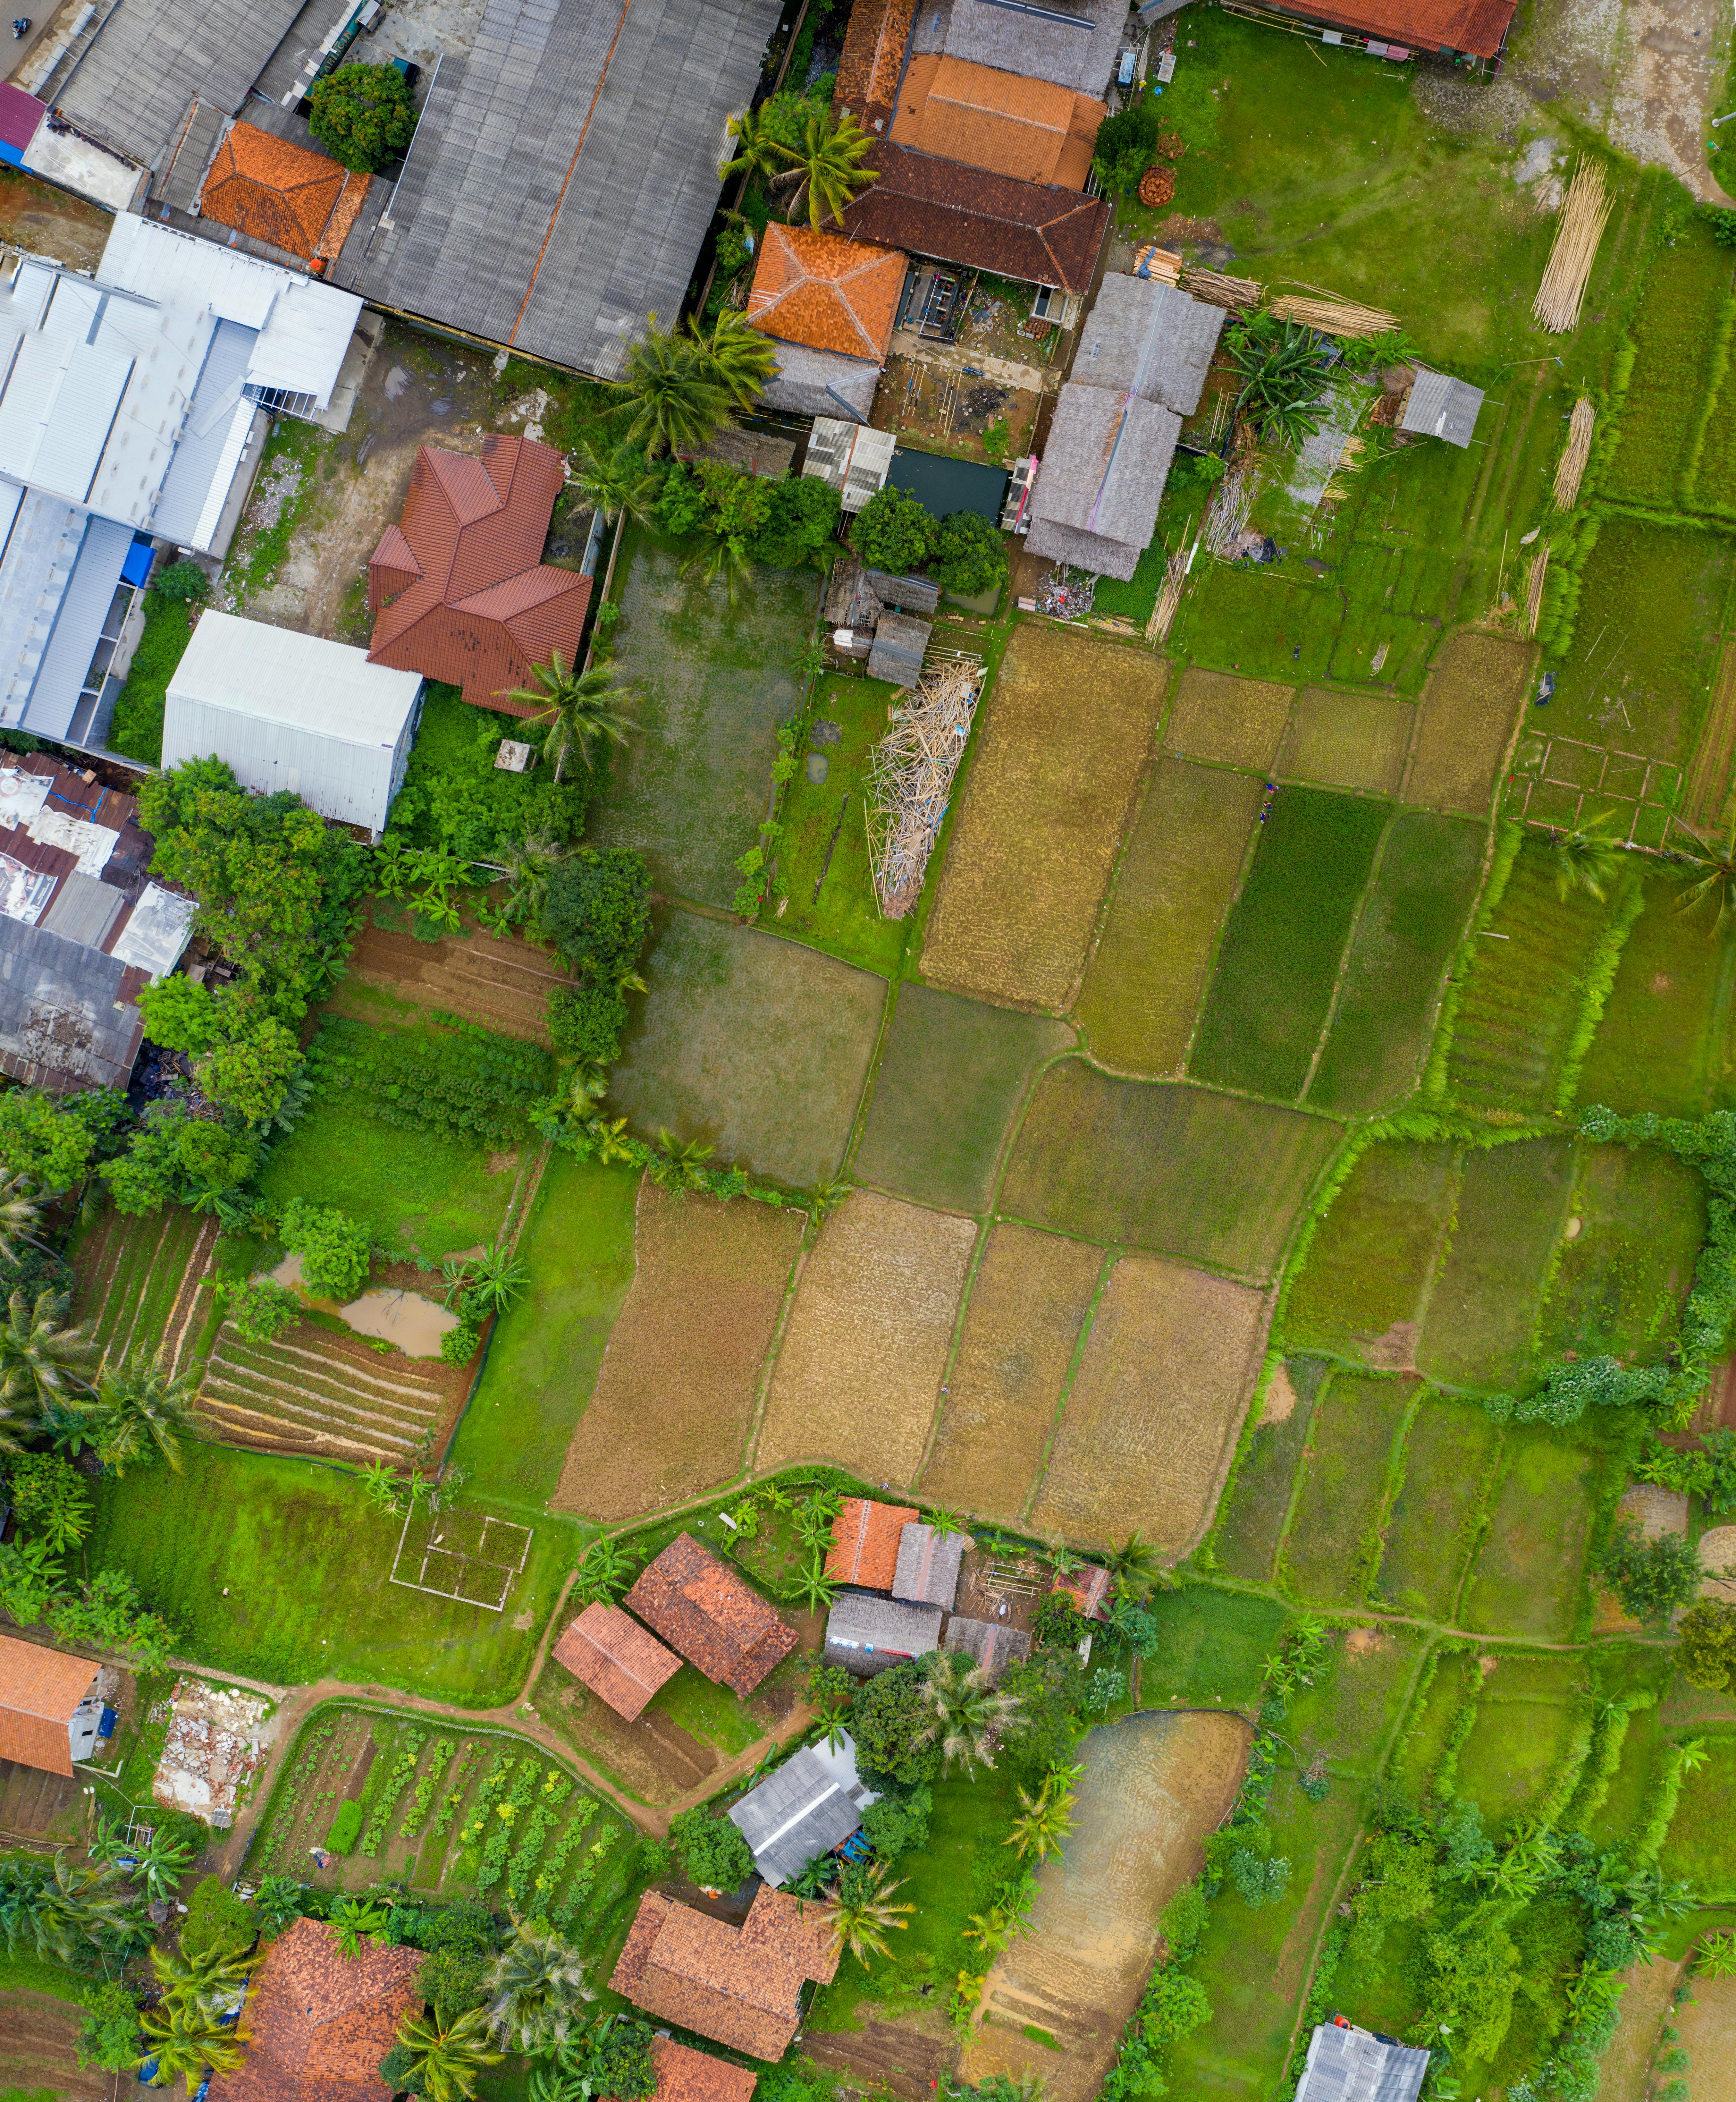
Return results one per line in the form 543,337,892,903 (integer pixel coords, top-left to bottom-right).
1281,1140,1455,1362
1459,1434,1601,1643
1375,1396,1501,1621
1416,1136,1575,1393
1602,225,1734,511
1279,1373,1411,1606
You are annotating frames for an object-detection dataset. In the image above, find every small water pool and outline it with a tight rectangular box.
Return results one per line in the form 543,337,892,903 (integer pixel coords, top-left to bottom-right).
888,446,1010,522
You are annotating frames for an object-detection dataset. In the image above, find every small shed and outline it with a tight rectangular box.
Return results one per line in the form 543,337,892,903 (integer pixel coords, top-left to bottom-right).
863,569,941,615
1293,2020,1430,2102
0,1632,100,1776
942,1617,1031,1684
827,1498,919,1591
825,1593,943,1678
727,1734,878,1886
1399,369,1485,449
803,419,897,512
553,1602,682,1721
892,1524,968,1610
1054,1564,1114,1621
867,612,932,688
164,612,424,837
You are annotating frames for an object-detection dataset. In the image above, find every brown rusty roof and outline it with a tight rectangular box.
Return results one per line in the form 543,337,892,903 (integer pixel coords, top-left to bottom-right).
609,1886,839,2061
1055,1564,1112,1620
747,225,906,362
890,56,1104,188
825,1499,918,1590
198,121,348,261
648,2038,757,2102
1284,0,1515,54
840,144,1109,295
553,1603,682,1721
834,0,918,128
0,1633,95,1776
624,1535,796,1696
207,1917,423,2102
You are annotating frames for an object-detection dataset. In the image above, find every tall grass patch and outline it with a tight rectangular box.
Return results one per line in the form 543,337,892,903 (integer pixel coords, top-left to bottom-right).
1454,1682,1587,1827
1574,870,1735,1117
1281,1140,1455,1363
1388,1647,1479,1799
1535,1141,1704,1366
1417,1136,1575,1393
1460,1434,1598,1642
1279,1372,1411,1605
1375,1396,1500,1620
1603,226,1734,509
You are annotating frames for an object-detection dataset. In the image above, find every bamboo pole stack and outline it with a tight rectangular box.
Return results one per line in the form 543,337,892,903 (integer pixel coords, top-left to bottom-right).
1268,293,1401,337
865,661,982,918
1524,544,1551,636
1180,266,1262,311
1552,397,1596,509
1533,159,1612,334
1146,541,1195,642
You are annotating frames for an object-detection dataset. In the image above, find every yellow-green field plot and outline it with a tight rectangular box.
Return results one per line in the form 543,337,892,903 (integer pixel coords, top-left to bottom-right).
1417,1136,1575,1393
1275,687,1414,796
552,1183,804,1522
1460,1433,1600,1641
921,625,1167,1010
1001,1064,1342,1282
1163,667,1294,771
1401,631,1532,814
853,985,1073,1214
1074,759,1263,1077
1535,1141,1704,1369
1453,1654,1590,1826
1028,1254,1269,1550
919,1223,1103,1523
1279,1372,1412,1606
609,908,887,1188
1210,1361,1319,1584
1281,1141,1455,1367
754,1190,976,1485
1375,1395,1501,1620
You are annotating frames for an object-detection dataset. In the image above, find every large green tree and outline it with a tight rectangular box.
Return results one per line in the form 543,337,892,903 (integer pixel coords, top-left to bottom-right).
308,61,417,172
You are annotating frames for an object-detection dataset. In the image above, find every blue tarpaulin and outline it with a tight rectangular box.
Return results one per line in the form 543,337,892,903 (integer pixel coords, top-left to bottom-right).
121,538,155,588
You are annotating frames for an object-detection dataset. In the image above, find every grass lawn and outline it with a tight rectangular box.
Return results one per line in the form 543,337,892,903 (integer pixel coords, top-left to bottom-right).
1280,1140,1455,1361
1279,1373,1411,1607
1138,1585,1290,1708
645,1669,761,1758
0,1946,89,2004
108,592,195,765
451,1152,640,1514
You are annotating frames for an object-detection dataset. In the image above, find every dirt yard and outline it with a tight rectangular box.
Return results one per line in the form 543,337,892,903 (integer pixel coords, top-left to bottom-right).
0,1989,118,2100
1678,1966,1736,2102
0,164,111,271
338,911,577,1045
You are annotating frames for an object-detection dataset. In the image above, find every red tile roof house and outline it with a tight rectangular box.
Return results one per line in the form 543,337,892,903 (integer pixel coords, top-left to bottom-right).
366,435,592,716
747,225,908,423
623,1535,797,1696
646,2038,757,2102
1260,0,1516,63
208,1916,422,2102
0,1632,101,1776
553,1602,682,1722
610,1885,840,2059
825,1498,919,1591
197,121,372,267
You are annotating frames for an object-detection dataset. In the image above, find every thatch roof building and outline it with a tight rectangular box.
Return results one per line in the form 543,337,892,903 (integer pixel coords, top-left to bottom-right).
1025,389,1180,580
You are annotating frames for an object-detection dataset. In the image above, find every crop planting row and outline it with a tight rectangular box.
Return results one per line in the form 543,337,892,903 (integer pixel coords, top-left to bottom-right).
198,1328,447,1468
79,1204,214,1365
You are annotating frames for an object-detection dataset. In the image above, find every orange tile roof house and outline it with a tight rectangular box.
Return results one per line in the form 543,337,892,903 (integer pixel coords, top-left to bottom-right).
890,57,1105,188
623,1535,796,1697
611,1885,840,2059
197,122,370,264
207,1916,422,2102
0,1633,100,1776
646,2038,757,2102
366,435,592,716
553,1603,682,1722
748,225,907,364
826,1498,919,1591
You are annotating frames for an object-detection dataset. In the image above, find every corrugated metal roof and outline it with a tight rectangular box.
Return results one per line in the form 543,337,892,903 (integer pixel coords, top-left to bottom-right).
1401,368,1485,447
152,320,258,551
727,1744,863,1886
940,0,1125,94
1296,2024,1430,2102
108,883,196,978
40,871,123,948
0,912,144,1090
21,516,131,740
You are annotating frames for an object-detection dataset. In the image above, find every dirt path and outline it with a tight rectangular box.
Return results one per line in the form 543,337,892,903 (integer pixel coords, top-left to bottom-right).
0,1989,121,2101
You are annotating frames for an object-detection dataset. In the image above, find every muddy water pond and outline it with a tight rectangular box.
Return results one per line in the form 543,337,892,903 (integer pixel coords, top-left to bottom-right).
268,1254,459,1358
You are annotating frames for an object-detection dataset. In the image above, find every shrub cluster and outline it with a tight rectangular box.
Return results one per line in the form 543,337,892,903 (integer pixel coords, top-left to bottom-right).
305,1015,552,1148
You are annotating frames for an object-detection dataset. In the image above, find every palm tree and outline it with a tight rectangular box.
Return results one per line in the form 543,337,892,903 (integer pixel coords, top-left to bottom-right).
137,1999,248,2092
395,2005,504,2102
94,1818,196,1907
829,1861,912,1967
612,322,734,459
1552,810,1627,902
1670,819,1736,930
565,434,663,531
0,1287,92,1445
1226,317,1328,449
652,1131,715,1192
717,105,788,185
148,1935,262,2015
772,111,880,230
499,655,638,782
483,1920,593,2054
1104,1530,1161,1600
686,520,754,607
495,832,570,925
25,1854,149,1962
1004,1774,1074,1864
0,1172,48,1264
329,1894,391,1959
1699,1927,1736,1978
460,1245,529,1317
83,1349,199,1475
690,309,780,409
574,1536,634,1606
917,1651,1025,1774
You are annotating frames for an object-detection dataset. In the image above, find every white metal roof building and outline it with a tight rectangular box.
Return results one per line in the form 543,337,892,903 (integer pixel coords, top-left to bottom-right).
164,614,424,835
1294,2021,1430,2102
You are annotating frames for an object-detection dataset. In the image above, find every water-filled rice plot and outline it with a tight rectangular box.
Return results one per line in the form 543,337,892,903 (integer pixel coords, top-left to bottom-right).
1374,1396,1501,1620
1452,1653,1589,1827
1278,1372,1412,1606
391,1505,532,1611
1027,1254,1269,1552
1275,686,1414,797
1000,1064,1342,1282
1461,1433,1598,1641
853,985,1072,1215
552,1183,804,1523
1306,812,1485,1117
1211,1359,1321,1583
754,1191,977,1487
918,1223,1103,1523
1416,1136,1575,1393
1659,1738,1736,1896
1073,759,1263,1077
1189,786,1388,1101
1401,631,1533,815
1602,226,1733,510
920,624,1167,1010
1282,1140,1455,1367
1534,1141,1704,1369
1162,667,1294,772
1575,867,1736,1118
608,908,886,1190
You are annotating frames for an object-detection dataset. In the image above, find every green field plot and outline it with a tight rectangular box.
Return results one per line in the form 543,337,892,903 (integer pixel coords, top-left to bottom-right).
608,907,886,1188
1544,518,1732,767
1658,1737,1736,1897
1175,564,1345,687
1074,758,1263,1076
1603,226,1734,510
1534,1141,1703,1367
1388,1647,1480,1800
1403,633,1533,817
1307,811,1485,1117
853,983,1072,1214
1211,1360,1322,1583
1417,1136,1574,1393
1444,840,1627,1114
587,532,818,908
1454,1674,1589,1826
1190,787,1388,1100
1138,1586,1290,1707
452,1153,639,1512
1281,1140,1455,1363
1577,1697,1666,1852
1000,1065,1342,1281
771,672,909,975
1280,1373,1412,1606
1163,668,1295,772
1276,687,1414,796
74,1202,209,1366
1690,299,1736,517
1284,1624,1422,1779
1375,1396,1501,1620
1574,870,1736,1117
1460,1434,1598,1642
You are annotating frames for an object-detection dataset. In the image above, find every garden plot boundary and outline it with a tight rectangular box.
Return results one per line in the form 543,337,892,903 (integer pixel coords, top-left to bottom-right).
390,1507,534,1612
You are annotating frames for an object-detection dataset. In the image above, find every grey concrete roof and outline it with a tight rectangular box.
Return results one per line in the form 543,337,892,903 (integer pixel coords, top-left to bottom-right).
941,1617,1031,1683
1400,368,1485,448
892,1524,966,1608
0,915,142,1092
1295,2024,1430,2102
825,1594,943,1676
759,341,881,422
726,1743,866,1886
1070,274,1226,418
348,0,781,371
940,0,1126,94
1025,384,1179,580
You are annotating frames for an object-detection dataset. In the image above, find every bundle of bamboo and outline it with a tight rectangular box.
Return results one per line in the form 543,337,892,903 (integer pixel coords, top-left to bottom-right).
865,662,982,919
1532,159,1611,334
1268,294,1401,337
1552,397,1596,509
1180,266,1262,310
1524,544,1550,636
1146,541,1195,642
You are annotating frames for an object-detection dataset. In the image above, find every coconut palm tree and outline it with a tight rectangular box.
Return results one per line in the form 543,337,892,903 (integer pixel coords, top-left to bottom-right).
0,1172,48,1265
1670,819,1736,931
94,1818,196,1908
1104,1530,1161,1600
686,519,754,606
137,1998,249,2093
1004,1774,1074,1864
395,2005,504,2102
612,323,734,459
690,309,780,410
0,1287,92,1443
565,435,663,533
23,1853,149,1963
82,1348,200,1476
829,1861,912,1968
499,655,638,782
483,1920,593,2055
917,1651,1025,1774
717,104,788,185
1552,810,1628,902
495,832,570,925
772,111,880,230
147,1934,262,2015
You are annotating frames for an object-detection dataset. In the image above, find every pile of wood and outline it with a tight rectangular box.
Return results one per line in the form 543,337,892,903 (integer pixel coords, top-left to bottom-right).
1552,397,1596,509
865,661,982,918
1138,165,1176,207
1133,243,1183,284
1533,159,1611,333
1180,265,1262,311
1203,463,1256,556
1146,540,1195,642
1268,290,1401,337
1524,544,1550,636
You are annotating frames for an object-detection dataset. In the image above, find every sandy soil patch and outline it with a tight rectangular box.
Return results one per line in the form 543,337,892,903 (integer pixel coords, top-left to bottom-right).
1698,1523,1736,1604
0,1990,115,2099
533,1659,721,1806
961,1710,1249,2102
1263,1362,1301,1423
1593,1954,1684,2102
754,1191,978,1487
1677,1967,1736,2102
1402,633,1533,815
553,1183,803,1523
1029,1254,1271,1552
919,1224,1104,1523
1165,668,1295,773
0,166,111,273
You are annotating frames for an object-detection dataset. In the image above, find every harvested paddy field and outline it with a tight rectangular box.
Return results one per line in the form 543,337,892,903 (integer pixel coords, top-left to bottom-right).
754,1191,977,1486
853,985,1073,1214
920,625,1166,1010
552,1184,804,1523
608,909,886,1189
1280,1373,1412,1607
1401,632,1532,814
961,1710,1248,2102
919,1224,1104,1523
1001,1064,1342,1281
1163,668,1294,772
1276,687,1414,796
1593,1955,1691,2102
1281,1140,1455,1366
1675,1968,1736,2101
1074,759,1264,1077
1028,1254,1268,1551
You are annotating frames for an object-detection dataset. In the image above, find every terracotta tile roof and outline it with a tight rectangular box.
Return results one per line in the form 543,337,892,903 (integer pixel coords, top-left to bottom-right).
624,1535,796,1697
1054,1564,1113,1620
1285,0,1515,53
748,225,906,362
840,144,1109,296
890,56,1104,188
208,1917,422,2102
648,2037,757,2102
826,1499,918,1590
0,1633,95,1777
835,0,918,128
366,434,592,715
315,169,373,262
198,121,348,262
553,1603,682,1722
609,1886,838,2061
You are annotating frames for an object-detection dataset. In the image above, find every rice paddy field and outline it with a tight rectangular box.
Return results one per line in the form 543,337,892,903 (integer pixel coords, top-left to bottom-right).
1163,667,1294,772
1401,632,1534,814
1276,687,1414,797
1602,223,1735,512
